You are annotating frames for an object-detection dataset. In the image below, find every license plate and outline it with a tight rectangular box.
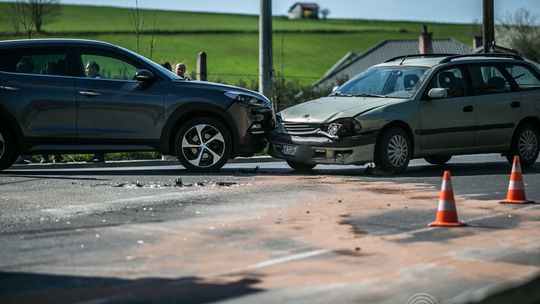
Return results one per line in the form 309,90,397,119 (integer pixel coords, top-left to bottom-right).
281,145,297,156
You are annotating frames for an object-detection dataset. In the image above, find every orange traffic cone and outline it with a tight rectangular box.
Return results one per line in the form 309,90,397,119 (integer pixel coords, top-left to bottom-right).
428,170,467,227
499,155,535,204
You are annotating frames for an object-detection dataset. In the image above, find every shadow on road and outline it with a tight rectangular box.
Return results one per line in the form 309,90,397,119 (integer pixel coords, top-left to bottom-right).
0,272,262,304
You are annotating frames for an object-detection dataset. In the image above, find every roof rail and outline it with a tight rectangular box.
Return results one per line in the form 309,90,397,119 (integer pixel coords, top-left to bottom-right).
439,53,524,63
384,54,457,63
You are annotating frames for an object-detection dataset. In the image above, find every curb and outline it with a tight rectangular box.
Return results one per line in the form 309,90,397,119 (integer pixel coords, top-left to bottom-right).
10,155,280,170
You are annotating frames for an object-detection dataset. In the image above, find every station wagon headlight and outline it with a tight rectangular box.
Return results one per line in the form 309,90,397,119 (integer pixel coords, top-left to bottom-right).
225,91,270,108
324,118,362,137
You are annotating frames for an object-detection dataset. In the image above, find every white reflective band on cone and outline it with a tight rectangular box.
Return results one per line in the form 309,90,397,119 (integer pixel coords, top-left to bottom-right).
437,199,457,211
508,180,524,190
441,179,453,192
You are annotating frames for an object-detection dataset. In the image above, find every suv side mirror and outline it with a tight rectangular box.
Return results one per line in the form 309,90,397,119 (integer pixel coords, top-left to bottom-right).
135,69,154,82
428,88,448,99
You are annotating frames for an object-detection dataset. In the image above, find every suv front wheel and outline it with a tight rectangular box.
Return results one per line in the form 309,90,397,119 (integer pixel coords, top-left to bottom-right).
175,118,232,172
375,127,411,174
506,123,539,167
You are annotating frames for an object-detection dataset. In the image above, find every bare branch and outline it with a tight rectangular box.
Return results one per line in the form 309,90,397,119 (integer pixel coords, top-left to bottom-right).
128,0,145,53
148,13,157,60
11,1,35,38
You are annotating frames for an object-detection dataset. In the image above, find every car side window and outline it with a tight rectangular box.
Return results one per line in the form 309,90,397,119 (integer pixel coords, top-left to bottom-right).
0,50,68,76
80,54,138,80
425,67,466,98
503,64,540,91
466,64,512,95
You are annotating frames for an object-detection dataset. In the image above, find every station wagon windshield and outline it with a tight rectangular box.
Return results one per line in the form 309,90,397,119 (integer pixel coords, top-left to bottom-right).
333,66,429,99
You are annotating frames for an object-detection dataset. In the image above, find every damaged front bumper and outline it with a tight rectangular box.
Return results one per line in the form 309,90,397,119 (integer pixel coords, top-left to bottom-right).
267,130,378,165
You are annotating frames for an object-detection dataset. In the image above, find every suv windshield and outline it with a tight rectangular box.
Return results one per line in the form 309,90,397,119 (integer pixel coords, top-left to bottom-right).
333,66,429,99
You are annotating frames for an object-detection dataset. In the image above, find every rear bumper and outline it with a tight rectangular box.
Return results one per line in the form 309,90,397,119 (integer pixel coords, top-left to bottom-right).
267,130,378,165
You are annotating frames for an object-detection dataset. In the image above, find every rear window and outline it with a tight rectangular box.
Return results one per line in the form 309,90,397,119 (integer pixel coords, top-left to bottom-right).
503,64,540,91
0,48,68,76
467,64,512,95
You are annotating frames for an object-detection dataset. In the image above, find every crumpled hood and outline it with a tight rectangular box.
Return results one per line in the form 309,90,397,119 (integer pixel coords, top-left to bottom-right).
280,96,403,123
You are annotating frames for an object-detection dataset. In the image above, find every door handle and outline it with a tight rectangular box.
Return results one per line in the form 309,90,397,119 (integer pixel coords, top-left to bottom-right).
463,105,474,112
510,101,521,108
78,90,101,97
0,85,20,91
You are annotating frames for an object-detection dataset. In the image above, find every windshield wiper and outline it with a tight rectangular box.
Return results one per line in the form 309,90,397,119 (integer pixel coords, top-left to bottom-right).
330,92,353,97
352,93,388,98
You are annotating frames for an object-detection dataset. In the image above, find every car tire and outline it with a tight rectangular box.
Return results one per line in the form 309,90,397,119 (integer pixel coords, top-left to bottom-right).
375,127,411,174
506,123,539,167
175,118,232,172
0,125,17,171
424,155,452,165
286,160,316,172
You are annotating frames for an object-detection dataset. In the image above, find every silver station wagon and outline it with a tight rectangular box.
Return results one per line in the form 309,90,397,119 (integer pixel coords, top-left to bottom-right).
268,53,540,173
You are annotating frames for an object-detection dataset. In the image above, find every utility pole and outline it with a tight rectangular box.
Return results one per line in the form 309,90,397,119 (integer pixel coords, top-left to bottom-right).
482,0,495,53
259,0,273,99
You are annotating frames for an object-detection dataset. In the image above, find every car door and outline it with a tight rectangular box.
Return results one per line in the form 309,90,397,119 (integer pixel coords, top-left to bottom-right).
419,65,477,153
74,49,164,142
502,62,540,121
467,63,522,149
0,47,77,141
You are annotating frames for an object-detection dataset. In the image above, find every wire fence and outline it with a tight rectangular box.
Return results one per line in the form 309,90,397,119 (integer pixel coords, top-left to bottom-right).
206,73,338,111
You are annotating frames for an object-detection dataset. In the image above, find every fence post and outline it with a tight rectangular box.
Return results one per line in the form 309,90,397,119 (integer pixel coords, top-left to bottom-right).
197,52,207,81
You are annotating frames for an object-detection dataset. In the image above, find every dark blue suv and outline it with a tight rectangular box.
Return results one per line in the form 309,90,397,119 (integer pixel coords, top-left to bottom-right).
0,39,274,172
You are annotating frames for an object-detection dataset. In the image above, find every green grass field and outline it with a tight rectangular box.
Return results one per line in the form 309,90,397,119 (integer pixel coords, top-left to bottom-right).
0,4,477,76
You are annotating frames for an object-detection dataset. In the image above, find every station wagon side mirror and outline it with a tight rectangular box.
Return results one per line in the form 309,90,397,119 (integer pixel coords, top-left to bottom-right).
135,69,155,82
427,88,448,99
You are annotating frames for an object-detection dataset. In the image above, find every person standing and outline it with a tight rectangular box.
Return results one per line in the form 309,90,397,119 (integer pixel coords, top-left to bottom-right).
175,63,190,80
161,61,172,71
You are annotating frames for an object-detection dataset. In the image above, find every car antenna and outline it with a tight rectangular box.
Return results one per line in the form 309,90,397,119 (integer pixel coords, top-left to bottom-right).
399,55,409,65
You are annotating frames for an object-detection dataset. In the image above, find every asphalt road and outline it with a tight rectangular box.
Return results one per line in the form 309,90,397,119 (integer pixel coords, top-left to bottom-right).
1,154,539,304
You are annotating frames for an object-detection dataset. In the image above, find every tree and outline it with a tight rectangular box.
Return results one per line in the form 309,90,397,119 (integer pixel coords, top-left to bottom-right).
6,0,60,35
29,0,61,32
496,8,540,62
320,8,330,20
10,1,35,38
128,0,144,53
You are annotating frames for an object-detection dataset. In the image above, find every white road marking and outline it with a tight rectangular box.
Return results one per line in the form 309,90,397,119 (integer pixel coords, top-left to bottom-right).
408,203,540,235
248,249,330,270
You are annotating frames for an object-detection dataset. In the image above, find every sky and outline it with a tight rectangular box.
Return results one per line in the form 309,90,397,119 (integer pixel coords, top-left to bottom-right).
49,0,540,23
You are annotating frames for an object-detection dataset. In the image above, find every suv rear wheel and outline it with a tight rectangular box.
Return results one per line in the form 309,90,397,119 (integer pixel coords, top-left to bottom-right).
506,123,539,167
175,118,232,172
0,125,17,170
375,127,411,174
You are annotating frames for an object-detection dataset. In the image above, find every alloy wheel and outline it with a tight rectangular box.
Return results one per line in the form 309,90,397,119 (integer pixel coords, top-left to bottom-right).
181,124,226,168
387,134,409,168
519,129,538,162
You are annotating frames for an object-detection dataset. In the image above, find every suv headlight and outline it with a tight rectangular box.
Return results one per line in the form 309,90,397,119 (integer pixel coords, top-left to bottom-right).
323,118,362,137
225,91,271,108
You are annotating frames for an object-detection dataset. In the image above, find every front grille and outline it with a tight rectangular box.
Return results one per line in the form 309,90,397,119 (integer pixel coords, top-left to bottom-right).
282,122,321,135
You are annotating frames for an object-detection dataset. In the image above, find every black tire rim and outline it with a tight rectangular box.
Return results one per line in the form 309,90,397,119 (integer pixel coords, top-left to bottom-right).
181,124,225,168
519,129,538,162
0,132,5,159
387,134,409,168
